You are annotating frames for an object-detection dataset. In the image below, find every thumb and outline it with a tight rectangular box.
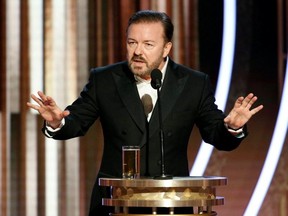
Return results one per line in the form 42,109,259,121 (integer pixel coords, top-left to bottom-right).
62,110,70,118
224,115,231,124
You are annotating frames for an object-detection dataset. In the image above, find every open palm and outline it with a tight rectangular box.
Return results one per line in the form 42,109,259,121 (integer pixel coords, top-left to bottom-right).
224,93,264,129
27,91,70,128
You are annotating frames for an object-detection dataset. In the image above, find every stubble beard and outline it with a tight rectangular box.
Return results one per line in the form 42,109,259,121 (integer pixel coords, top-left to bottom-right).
128,55,164,78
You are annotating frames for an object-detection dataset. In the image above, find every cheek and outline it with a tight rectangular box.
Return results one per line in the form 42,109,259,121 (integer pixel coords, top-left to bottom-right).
153,50,165,61
126,49,133,59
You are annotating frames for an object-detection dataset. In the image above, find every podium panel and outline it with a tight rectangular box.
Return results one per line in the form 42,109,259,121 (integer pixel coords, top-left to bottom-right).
99,176,227,215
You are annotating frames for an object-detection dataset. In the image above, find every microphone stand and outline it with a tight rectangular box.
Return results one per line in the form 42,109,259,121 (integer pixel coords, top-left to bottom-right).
144,120,150,177
154,87,172,180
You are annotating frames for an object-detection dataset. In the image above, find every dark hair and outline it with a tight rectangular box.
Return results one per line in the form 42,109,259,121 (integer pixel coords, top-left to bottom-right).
127,10,174,42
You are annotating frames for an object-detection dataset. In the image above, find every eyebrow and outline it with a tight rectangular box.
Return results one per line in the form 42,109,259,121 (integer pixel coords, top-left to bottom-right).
127,38,156,43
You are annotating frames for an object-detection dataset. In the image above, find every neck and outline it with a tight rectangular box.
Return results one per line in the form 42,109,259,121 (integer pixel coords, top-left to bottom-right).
139,75,151,80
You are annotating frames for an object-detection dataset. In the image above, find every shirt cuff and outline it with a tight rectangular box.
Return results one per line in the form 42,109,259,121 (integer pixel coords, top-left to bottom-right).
44,118,65,137
224,123,245,138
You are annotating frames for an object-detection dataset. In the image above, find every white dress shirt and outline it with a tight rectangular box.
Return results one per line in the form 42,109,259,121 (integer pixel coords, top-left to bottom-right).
135,58,169,121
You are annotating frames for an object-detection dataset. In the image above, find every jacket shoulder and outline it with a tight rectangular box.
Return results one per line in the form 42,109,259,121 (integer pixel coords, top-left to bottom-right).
90,61,128,75
168,60,208,81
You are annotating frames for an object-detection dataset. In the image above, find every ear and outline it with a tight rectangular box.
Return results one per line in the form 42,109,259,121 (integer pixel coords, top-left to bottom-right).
163,42,172,57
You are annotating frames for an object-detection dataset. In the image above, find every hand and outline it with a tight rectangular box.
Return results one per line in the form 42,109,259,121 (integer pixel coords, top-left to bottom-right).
27,91,70,128
224,93,263,129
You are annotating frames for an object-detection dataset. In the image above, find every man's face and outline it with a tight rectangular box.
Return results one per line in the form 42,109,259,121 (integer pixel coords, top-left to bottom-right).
126,22,172,79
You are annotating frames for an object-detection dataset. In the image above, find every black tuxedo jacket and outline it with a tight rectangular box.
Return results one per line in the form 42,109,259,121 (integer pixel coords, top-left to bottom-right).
47,59,245,214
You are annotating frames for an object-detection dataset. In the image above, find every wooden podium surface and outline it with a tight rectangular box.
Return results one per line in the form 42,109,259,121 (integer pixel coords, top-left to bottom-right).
99,176,227,215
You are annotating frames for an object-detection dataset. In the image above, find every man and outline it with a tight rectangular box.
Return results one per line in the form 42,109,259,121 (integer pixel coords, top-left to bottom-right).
27,10,263,215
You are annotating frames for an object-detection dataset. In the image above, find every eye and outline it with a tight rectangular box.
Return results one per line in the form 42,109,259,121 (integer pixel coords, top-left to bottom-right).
127,41,137,47
144,43,154,50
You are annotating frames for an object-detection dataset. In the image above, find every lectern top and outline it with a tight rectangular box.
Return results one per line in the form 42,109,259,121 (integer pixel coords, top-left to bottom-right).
99,176,227,187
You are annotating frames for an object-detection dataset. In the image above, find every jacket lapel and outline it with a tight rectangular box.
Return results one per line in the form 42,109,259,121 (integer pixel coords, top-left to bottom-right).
112,63,147,134
149,61,188,137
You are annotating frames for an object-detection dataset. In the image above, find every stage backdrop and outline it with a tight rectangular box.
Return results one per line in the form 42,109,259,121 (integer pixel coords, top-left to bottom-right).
0,0,287,216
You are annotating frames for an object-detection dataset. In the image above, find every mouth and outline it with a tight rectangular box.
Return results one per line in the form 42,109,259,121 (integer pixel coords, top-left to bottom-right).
132,57,146,64
132,60,146,69
133,61,145,67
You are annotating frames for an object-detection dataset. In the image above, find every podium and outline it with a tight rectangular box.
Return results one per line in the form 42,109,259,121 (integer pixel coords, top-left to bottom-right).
99,176,227,215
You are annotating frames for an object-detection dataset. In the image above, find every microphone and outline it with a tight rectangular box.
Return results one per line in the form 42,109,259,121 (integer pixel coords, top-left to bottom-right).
150,69,172,179
151,69,162,89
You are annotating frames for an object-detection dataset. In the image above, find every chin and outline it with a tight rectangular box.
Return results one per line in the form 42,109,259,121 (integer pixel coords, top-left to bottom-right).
132,68,147,76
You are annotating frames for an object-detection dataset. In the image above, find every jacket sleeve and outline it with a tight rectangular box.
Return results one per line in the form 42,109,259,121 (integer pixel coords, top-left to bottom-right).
41,70,100,140
195,74,247,151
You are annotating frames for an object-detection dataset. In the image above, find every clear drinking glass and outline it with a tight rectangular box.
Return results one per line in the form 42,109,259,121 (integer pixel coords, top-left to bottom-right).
122,146,140,179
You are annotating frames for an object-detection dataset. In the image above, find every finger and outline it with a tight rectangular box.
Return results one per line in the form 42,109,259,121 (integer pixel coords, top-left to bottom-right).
251,104,264,115
241,93,254,107
43,96,54,106
31,94,44,106
38,91,49,104
27,102,40,110
37,92,55,106
245,95,260,110
234,96,244,108
38,91,46,98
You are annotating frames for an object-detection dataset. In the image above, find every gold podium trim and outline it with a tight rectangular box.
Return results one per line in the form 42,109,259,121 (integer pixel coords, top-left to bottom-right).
102,197,224,207
99,176,227,215
99,176,227,188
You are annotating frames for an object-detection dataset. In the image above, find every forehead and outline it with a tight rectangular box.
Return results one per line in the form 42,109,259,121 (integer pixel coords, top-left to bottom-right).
127,22,165,41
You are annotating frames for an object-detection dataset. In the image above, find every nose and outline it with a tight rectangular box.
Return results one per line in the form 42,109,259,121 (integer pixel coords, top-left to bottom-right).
134,44,143,55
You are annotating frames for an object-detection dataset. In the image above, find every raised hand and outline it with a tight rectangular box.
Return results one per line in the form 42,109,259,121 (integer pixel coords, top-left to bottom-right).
27,91,70,128
224,93,263,129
